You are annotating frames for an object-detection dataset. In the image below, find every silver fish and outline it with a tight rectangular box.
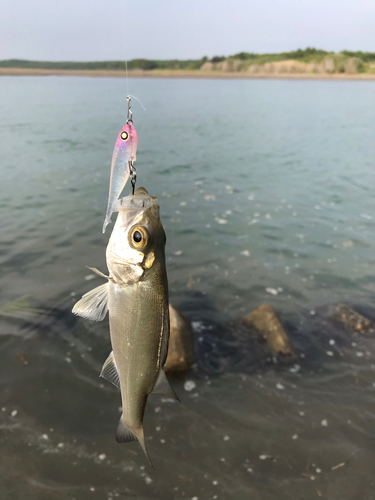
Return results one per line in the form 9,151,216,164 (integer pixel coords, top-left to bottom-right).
73,187,178,466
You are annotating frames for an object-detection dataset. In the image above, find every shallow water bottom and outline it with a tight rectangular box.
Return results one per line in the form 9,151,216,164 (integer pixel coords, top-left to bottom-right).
1,310,375,500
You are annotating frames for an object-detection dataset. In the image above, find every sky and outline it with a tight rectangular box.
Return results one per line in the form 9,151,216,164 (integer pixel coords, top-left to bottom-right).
2,0,375,61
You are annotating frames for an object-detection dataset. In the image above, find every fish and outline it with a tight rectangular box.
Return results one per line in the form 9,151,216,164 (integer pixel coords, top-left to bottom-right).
73,187,179,466
102,122,138,234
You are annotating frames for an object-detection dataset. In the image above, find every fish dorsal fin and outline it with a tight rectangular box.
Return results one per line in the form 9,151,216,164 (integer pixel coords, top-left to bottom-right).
152,369,180,402
100,351,120,388
72,282,109,322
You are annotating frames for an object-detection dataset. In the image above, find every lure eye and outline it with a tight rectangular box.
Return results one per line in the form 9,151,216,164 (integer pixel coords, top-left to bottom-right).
120,131,129,141
129,226,149,250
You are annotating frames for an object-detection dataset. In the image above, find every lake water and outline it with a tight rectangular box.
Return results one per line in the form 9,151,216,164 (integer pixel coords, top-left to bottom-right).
1,76,375,499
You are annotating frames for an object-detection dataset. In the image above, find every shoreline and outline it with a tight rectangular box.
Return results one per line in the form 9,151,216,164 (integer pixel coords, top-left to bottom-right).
1,67,375,80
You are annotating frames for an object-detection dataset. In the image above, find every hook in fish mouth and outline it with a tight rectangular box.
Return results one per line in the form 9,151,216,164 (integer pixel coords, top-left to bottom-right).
134,186,149,195
112,190,158,213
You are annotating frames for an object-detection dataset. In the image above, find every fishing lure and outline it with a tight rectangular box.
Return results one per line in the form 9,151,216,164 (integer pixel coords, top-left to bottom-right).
102,97,138,233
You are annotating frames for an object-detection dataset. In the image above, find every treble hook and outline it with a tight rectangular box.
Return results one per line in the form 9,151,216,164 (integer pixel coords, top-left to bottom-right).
126,95,136,194
128,159,136,195
126,96,133,124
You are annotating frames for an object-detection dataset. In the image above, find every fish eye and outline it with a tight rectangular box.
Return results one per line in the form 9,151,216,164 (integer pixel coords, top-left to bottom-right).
133,230,142,243
120,131,129,141
129,226,149,250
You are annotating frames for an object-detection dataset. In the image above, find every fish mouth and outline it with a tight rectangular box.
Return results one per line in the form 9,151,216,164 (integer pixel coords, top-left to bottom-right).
134,187,149,195
112,188,158,213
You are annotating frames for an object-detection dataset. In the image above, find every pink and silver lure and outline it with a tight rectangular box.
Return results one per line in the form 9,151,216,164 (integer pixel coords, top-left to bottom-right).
102,123,138,233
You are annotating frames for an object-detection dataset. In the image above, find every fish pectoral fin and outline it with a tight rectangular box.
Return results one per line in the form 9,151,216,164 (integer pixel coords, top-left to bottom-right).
72,282,109,322
152,369,180,402
100,351,120,388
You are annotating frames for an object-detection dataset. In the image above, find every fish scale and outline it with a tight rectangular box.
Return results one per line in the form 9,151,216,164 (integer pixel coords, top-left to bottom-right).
109,280,166,429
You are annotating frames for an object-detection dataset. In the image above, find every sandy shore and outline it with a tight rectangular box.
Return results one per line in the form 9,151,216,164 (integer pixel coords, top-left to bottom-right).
1,67,375,80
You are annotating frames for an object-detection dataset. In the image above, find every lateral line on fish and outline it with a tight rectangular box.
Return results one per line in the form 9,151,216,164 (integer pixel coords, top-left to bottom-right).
156,310,164,373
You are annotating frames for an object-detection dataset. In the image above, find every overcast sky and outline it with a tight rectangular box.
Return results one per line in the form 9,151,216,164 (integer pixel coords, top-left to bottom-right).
2,0,375,61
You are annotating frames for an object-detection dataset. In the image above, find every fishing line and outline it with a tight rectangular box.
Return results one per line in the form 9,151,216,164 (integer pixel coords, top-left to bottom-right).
120,0,146,117
125,59,130,99
120,0,130,107
128,94,146,111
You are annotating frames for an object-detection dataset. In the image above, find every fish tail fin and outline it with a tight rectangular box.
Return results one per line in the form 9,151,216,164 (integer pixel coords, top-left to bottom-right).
115,416,137,443
135,427,154,469
134,426,155,469
115,418,153,468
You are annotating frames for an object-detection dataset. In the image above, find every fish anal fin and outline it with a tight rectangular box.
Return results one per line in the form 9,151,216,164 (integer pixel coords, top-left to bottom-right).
72,282,109,321
152,369,180,402
100,352,120,388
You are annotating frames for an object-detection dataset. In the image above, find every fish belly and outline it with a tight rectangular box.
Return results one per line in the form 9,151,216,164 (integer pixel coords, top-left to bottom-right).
108,281,166,430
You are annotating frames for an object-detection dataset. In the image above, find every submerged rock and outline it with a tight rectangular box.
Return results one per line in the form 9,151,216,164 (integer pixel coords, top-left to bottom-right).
164,305,194,373
329,303,375,334
241,304,295,356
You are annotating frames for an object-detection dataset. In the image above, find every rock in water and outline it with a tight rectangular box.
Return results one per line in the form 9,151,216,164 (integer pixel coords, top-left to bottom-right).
241,304,295,356
329,303,375,334
164,305,195,373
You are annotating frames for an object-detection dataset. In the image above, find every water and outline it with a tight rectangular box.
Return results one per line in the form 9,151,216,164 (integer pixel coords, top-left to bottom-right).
1,76,375,499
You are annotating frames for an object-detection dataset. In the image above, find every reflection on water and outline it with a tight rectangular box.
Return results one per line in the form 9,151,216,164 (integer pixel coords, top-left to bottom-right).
1,76,375,499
